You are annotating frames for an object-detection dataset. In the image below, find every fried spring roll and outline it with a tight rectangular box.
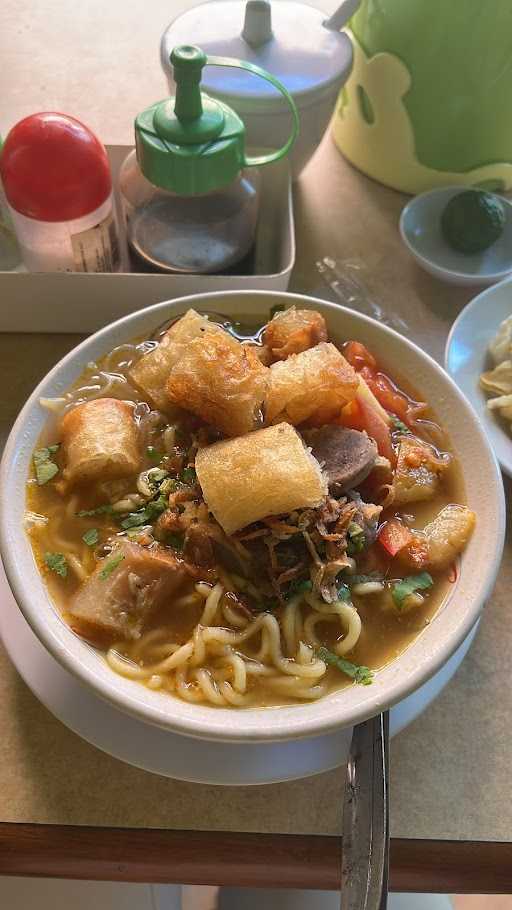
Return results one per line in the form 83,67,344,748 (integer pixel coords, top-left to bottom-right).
166,331,269,438
265,342,359,427
130,309,221,411
195,422,327,535
262,306,328,361
60,397,140,486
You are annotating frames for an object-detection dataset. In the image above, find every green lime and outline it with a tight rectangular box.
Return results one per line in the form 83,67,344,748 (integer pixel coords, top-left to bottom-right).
441,190,506,254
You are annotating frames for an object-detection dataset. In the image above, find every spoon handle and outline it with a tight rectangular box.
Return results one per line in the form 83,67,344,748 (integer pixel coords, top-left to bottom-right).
341,711,390,910
323,0,361,32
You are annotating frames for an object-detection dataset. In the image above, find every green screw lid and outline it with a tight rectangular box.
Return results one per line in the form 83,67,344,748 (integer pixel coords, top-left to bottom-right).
135,43,299,195
136,45,247,195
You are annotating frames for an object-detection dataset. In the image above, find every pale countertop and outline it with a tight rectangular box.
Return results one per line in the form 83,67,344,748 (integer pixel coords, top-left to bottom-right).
0,0,511,841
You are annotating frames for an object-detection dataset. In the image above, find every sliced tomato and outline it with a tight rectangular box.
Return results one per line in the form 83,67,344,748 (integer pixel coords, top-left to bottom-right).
378,519,413,557
359,365,375,382
340,395,394,461
357,375,391,426
365,372,426,427
343,340,377,372
339,398,365,432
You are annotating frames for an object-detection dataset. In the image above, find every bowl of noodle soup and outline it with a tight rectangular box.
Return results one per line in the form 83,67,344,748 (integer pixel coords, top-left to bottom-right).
0,291,504,743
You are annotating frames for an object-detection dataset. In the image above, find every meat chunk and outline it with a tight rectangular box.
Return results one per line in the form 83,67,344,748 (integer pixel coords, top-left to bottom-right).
69,540,187,640
392,436,451,504
183,524,217,568
262,306,328,361
130,309,222,411
308,426,377,494
166,331,269,437
265,343,359,427
60,398,140,487
400,505,476,571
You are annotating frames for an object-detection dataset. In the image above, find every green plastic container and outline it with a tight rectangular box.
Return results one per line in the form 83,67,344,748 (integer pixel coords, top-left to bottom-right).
332,0,512,194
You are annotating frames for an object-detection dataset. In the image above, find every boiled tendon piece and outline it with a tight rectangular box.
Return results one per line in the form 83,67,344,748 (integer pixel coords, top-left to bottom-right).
195,422,327,535
60,398,140,486
69,540,187,640
265,342,359,426
392,436,451,504
400,504,476,571
166,331,269,438
130,309,222,410
263,306,328,361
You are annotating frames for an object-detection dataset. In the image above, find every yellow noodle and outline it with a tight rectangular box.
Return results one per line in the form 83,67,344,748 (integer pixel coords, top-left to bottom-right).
221,600,249,630
282,595,303,657
200,582,223,625
304,593,362,656
219,682,250,706
172,592,202,609
193,668,226,706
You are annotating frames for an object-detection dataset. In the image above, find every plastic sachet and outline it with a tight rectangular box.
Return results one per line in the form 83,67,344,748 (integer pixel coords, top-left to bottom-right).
315,257,409,335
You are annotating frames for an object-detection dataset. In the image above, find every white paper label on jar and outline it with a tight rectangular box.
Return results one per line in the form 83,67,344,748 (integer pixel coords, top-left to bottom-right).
70,212,120,272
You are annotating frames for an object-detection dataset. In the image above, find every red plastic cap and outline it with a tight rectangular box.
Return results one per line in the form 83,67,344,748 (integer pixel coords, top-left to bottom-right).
0,112,112,222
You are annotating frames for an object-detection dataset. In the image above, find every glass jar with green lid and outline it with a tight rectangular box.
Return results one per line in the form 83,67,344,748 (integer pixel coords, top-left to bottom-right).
119,45,298,274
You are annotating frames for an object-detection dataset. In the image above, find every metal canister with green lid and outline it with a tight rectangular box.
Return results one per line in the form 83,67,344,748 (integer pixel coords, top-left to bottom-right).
119,44,298,274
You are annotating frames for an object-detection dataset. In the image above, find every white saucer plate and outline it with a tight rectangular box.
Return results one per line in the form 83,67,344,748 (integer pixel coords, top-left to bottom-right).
400,187,512,287
0,560,477,786
445,276,512,478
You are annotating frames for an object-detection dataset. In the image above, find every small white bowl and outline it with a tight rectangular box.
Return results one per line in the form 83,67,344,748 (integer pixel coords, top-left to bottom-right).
446,275,512,478
0,291,505,744
400,187,512,287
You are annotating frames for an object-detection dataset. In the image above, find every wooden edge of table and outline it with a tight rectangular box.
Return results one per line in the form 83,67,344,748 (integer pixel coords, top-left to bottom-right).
0,825,511,892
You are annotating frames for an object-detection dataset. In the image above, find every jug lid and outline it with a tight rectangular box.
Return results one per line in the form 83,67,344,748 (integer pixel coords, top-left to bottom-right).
160,0,352,105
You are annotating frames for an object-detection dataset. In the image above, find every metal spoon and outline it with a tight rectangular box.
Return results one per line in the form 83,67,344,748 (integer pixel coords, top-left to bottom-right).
341,711,390,910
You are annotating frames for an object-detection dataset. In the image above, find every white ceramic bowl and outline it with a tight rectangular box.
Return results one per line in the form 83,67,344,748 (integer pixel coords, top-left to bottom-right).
445,275,512,478
0,291,505,743
400,187,512,287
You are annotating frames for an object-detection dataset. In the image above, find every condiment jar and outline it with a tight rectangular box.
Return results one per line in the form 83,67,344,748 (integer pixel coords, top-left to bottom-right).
119,44,298,274
161,0,358,178
0,113,120,273
0,135,22,271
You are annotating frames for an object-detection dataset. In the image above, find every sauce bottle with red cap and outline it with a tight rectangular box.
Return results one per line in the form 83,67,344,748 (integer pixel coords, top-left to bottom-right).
0,113,120,272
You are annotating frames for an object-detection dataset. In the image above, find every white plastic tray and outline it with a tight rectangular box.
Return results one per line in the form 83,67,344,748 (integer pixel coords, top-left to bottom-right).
0,145,294,333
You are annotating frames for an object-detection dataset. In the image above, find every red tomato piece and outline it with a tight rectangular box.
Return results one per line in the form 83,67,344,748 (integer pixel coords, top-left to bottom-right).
340,395,394,462
366,372,426,427
378,519,413,557
343,341,377,373
339,398,365,432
